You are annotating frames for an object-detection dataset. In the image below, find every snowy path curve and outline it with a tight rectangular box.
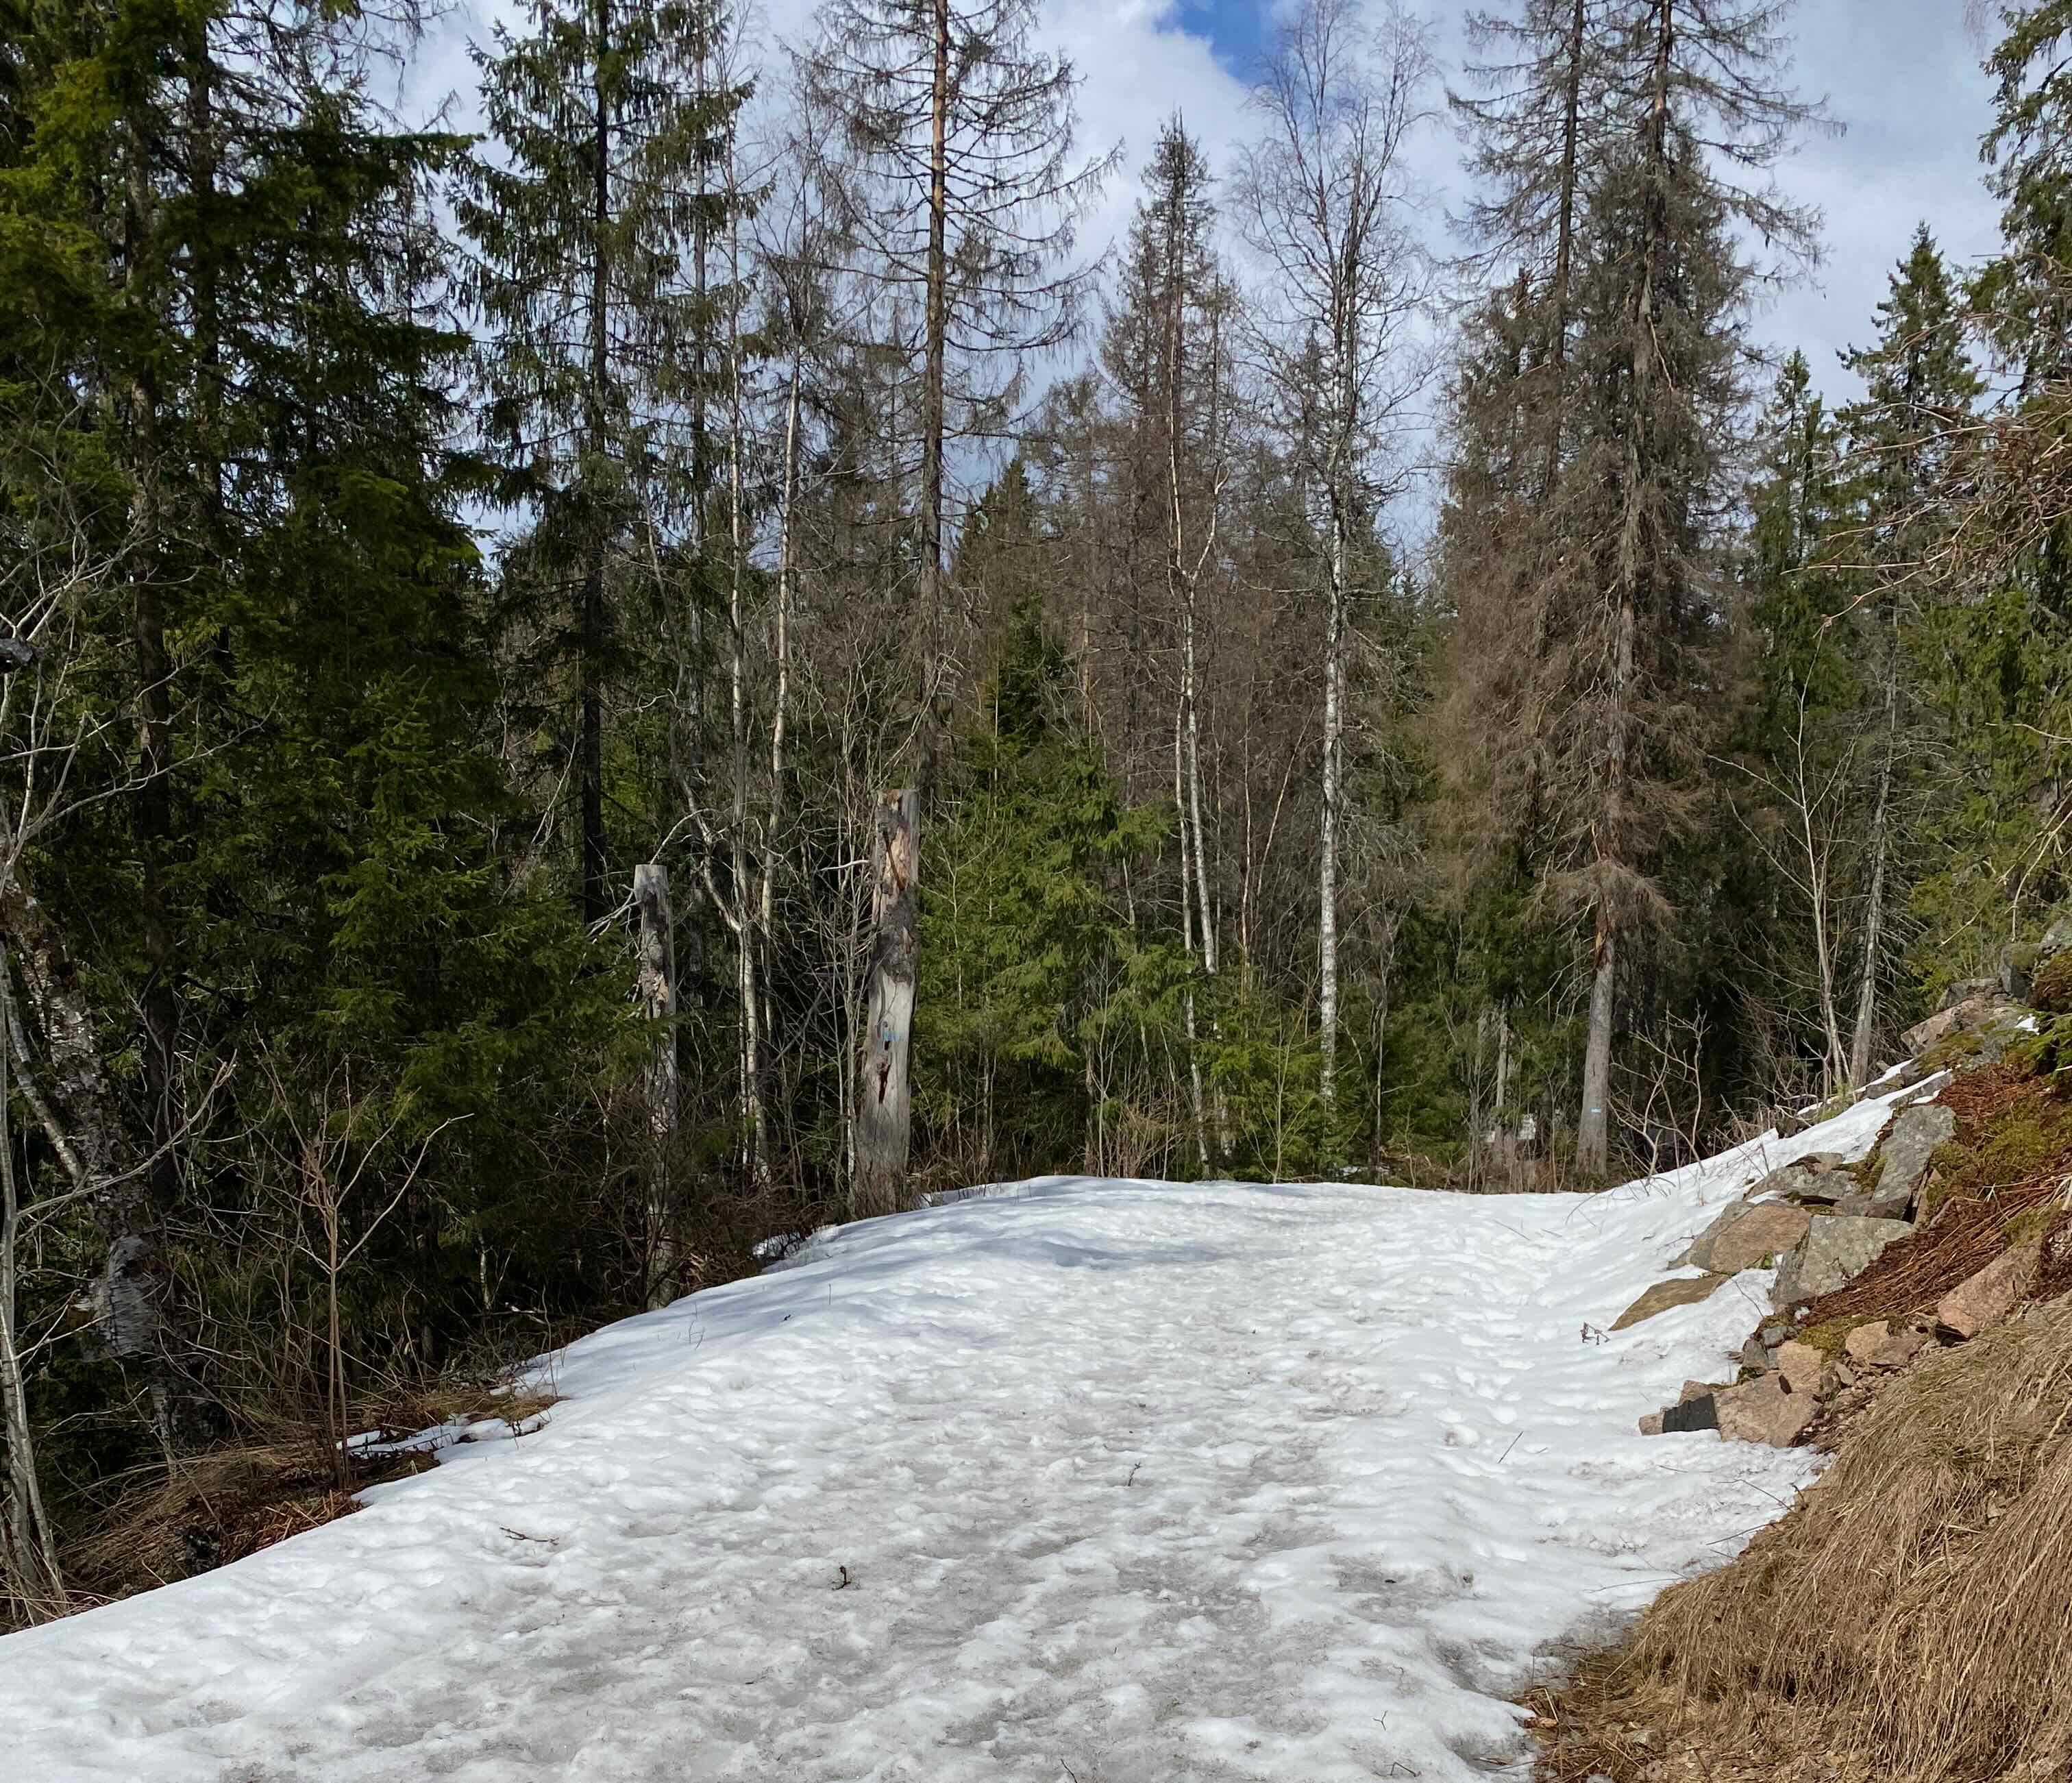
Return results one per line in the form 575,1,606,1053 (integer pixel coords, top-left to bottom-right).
0,1103,1906,1782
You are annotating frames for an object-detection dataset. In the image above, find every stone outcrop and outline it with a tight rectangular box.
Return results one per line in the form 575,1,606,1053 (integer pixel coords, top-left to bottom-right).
1868,1103,1956,1218
1612,1274,1727,1330
1676,1199,1812,1274
1936,1240,2043,1340
1773,1215,1913,1307
1714,1373,1816,1447
1902,990,2015,1057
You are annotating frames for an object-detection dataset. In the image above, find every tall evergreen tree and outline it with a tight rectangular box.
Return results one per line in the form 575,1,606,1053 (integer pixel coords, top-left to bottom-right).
1836,228,1980,1072
1560,0,1821,1175
457,0,751,925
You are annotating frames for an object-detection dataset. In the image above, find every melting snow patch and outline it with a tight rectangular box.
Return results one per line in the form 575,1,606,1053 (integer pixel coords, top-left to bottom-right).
0,1086,1925,1782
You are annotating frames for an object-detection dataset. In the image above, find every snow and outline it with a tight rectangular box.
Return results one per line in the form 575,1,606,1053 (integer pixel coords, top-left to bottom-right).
0,1085,1916,1782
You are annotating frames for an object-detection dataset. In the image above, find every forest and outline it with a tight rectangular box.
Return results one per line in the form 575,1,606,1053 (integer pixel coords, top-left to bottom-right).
3,0,2072,1623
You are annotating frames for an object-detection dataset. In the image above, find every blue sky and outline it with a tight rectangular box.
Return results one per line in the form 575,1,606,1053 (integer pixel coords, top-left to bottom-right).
404,0,2010,534
1181,0,1272,75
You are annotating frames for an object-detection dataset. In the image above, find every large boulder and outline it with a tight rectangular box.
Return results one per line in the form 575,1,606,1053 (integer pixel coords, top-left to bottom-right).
1715,1373,1816,1447
1612,1273,1727,1330
1936,1240,2043,1339
1676,1198,1813,1273
1869,1103,1956,1218
1773,1215,1914,1306
1903,991,2014,1057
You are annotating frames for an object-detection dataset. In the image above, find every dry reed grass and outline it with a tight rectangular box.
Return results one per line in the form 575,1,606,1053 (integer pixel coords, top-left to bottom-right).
1534,1295,2072,1782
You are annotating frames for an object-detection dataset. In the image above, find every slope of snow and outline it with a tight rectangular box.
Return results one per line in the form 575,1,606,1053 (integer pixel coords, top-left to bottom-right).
0,1088,1914,1782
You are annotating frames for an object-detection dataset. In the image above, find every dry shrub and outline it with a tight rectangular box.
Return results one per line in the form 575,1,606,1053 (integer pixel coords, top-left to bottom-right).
1545,1296,2072,1782
65,1440,412,1606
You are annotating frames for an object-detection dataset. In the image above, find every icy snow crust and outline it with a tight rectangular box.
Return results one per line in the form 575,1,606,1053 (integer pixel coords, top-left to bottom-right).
0,1089,1913,1782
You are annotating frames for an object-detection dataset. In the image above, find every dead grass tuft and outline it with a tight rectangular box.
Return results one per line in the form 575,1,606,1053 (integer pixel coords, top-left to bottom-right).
65,1439,424,1606
1533,1296,2072,1782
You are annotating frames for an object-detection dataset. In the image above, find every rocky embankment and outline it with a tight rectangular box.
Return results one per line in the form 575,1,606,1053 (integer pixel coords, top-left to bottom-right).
1616,983,2069,1449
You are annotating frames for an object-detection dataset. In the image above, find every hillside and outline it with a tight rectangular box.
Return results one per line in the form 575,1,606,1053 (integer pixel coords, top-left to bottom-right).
0,1088,1923,1783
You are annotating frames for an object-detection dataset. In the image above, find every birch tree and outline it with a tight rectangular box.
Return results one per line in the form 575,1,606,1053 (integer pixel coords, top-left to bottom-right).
1236,0,1433,1105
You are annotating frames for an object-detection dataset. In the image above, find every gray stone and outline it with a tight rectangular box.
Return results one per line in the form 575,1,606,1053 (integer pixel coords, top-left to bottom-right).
1715,1373,1816,1447
1747,1162,1841,1206
1612,1273,1728,1330
1676,1198,1813,1273
1903,992,2014,1057
1772,1215,1914,1307
2040,907,2072,965
1873,1103,1955,1216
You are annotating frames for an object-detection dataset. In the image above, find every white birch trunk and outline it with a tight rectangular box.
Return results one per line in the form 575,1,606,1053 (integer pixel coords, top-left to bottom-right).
1318,504,1346,1105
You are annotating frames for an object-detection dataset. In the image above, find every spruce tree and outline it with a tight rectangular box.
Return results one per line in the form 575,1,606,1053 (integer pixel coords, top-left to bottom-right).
1836,228,1980,1070
1559,0,1821,1175
457,0,751,925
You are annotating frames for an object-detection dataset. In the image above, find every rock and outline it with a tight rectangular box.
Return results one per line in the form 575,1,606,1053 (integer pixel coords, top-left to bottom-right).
1775,1338,1831,1397
1936,1240,2043,1339
1773,1216,1914,1307
1677,1199,1812,1273
1612,1274,1728,1330
1715,1373,1816,1447
1748,1161,1843,1206
1739,1334,1770,1371
1661,1393,1719,1434
1903,992,2014,1057
1638,1411,1664,1436
1843,1318,1930,1370
2038,906,2072,965
1872,1103,1956,1216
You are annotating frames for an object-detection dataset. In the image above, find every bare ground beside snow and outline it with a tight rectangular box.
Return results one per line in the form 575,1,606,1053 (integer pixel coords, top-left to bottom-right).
0,1093,1913,1782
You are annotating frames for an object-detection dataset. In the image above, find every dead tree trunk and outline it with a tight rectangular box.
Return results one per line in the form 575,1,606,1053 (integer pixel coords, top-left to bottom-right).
633,864,679,1306
0,874,171,1451
0,947,66,1618
854,788,920,1215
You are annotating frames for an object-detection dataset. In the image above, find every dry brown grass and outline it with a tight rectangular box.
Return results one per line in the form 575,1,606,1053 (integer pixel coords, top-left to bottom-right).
1533,1296,2072,1782
1799,1068,2072,1325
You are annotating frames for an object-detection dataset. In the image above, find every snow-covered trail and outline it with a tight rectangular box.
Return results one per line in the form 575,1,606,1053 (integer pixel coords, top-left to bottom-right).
0,1099,1905,1782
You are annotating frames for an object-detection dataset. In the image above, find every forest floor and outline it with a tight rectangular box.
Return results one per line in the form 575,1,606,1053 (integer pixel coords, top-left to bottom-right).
0,1098,1914,1782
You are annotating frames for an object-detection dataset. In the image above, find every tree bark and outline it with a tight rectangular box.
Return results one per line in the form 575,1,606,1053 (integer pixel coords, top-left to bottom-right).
580,0,612,926
1319,502,1346,1104
854,789,920,1215
1850,604,1899,1087
0,948,66,1617
726,190,767,1190
1579,0,1671,1181
0,874,169,1447
634,864,679,1305
918,0,951,801
124,100,180,1228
